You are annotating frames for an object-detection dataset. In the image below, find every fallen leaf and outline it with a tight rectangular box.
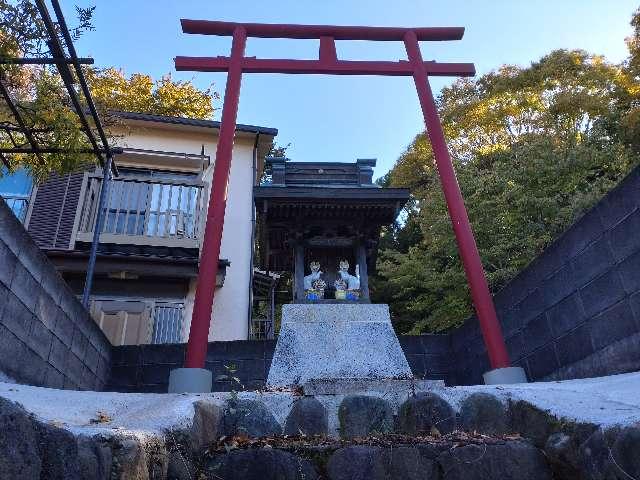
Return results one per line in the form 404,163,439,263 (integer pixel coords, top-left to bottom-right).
89,411,112,424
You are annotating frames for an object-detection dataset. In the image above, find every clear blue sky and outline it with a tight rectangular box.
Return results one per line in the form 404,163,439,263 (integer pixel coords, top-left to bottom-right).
67,0,638,179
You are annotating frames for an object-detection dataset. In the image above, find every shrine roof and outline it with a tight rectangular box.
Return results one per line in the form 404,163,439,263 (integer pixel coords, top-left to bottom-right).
254,185,409,227
255,158,409,224
254,185,409,202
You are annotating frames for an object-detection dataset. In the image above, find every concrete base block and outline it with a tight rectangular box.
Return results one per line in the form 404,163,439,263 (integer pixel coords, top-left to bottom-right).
168,368,212,393
483,366,528,385
267,304,413,387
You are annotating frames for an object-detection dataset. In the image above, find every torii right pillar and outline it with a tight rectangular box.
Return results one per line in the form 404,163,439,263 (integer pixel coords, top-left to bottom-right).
404,31,526,384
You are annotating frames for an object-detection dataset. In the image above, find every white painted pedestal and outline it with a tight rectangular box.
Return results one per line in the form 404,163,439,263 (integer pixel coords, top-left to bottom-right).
267,304,413,387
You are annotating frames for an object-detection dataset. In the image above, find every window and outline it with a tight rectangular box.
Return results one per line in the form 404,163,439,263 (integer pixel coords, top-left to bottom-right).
0,168,33,223
151,302,185,344
89,298,185,345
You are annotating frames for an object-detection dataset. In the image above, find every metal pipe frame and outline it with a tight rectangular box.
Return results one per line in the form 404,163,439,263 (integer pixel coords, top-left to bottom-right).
49,0,118,176
0,147,122,154
0,123,51,133
82,153,112,307
33,0,117,174
177,21,511,372
0,3,118,169
33,0,122,311
0,78,47,165
0,57,94,65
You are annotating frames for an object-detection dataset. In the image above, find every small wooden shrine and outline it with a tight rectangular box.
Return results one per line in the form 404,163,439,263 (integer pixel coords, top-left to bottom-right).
254,158,409,302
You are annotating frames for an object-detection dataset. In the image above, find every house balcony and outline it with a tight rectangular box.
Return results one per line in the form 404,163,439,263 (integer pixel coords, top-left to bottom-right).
44,171,234,286
76,173,208,250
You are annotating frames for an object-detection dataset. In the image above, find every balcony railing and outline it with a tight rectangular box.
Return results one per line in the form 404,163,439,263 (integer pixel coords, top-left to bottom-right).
77,173,206,248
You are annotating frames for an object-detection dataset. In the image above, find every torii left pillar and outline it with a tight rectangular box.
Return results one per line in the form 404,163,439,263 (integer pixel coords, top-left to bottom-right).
168,26,247,393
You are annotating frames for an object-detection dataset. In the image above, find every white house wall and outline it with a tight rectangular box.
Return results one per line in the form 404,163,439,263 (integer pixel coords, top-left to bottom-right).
114,124,256,342
207,139,254,341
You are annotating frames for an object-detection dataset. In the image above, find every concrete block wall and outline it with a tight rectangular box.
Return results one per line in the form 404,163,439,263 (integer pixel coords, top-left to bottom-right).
0,199,111,390
106,335,454,392
398,335,454,384
106,341,276,392
453,166,640,385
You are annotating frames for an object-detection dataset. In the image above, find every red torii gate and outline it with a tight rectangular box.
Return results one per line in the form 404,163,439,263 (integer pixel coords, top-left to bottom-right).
174,20,514,382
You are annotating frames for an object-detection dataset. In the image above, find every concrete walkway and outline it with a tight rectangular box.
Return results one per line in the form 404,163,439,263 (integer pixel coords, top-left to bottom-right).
0,371,638,438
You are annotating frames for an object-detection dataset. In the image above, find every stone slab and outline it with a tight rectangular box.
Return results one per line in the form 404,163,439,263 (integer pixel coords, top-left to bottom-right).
267,304,412,387
302,378,444,396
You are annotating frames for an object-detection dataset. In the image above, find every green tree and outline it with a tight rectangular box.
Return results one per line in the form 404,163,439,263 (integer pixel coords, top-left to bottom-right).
620,7,640,154
375,43,640,333
626,7,640,77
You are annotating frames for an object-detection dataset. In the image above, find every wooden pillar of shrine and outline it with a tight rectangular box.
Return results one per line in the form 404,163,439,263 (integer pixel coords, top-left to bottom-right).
294,241,305,301
356,242,370,300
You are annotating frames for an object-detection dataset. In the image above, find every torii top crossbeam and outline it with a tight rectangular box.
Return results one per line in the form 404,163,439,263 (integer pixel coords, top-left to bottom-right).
175,21,476,77
181,20,465,40
174,20,513,381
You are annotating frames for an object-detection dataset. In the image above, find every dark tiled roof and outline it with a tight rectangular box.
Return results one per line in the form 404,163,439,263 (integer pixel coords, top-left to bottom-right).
263,158,381,188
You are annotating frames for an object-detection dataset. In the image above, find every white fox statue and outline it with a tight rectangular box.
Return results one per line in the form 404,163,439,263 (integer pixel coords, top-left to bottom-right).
303,261,323,290
337,260,360,290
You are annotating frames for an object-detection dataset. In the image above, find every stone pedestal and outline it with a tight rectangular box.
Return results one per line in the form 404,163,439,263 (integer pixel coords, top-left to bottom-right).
483,366,528,385
267,304,412,387
168,368,212,393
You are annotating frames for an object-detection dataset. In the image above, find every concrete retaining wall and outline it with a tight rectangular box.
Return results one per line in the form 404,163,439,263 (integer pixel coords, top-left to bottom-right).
106,335,455,392
106,341,274,392
0,199,111,390
452,166,640,384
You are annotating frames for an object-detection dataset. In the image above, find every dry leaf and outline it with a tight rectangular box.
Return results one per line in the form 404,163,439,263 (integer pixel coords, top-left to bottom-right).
89,411,112,424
